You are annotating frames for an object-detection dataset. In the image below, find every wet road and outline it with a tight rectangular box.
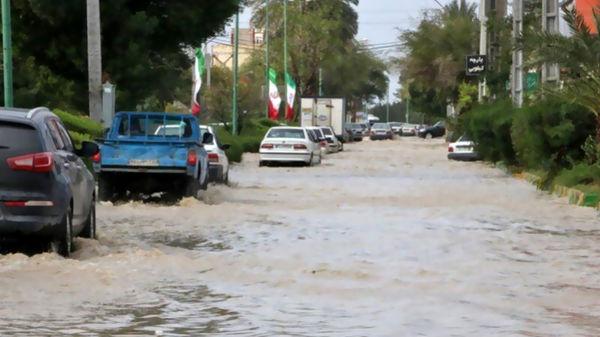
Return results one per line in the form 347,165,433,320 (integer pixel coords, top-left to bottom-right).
1,138,599,336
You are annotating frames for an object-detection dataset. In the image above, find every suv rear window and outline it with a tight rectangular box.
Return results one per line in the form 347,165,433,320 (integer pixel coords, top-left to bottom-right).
0,122,43,154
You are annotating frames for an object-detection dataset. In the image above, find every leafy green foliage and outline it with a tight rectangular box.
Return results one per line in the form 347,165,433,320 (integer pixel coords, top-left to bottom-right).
554,163,600,189
582,136,600,165
215,118,277,162
396,0,479,117
511,98,595,171
54,109,104,138
465,99,516,163
4,1,242,112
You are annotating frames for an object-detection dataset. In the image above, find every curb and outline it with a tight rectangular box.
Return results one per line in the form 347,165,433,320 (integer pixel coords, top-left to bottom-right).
514,172,600,211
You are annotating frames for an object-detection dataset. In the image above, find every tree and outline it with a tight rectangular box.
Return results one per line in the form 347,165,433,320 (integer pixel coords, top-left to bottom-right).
248,0,387,120
2,0,243,113
395,0,478,118
525,8,600,141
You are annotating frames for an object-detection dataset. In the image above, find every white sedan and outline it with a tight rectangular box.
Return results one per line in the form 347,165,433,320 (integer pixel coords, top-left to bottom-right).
448,135,481,161
200,125,230,183
259,127,322,166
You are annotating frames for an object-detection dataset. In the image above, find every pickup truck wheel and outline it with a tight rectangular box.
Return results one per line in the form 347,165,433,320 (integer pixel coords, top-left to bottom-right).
185,177,202,199
80,200,96,239
98,175,113,202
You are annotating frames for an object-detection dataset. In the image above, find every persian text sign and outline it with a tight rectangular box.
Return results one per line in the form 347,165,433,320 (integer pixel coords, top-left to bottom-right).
465,55,487,76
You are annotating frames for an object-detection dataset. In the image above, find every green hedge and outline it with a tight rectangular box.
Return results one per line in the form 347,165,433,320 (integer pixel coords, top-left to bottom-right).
215,118,276,163
465,99,516,164
54,109,104,138
511,97,595,171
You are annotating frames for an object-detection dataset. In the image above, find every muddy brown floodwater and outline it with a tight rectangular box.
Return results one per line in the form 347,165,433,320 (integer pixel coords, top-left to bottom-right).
1,138,600,336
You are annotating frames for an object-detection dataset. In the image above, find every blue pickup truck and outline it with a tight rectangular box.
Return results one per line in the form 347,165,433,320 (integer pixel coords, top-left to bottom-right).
93,112,211,201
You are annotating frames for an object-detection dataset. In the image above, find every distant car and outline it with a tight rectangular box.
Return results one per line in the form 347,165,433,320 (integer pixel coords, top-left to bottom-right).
259,127,321,166
0,107,100,257
401,123,419,136
369,122,394,140
448,135,481,161
418,121,446,139
320,126,342,152
200,125,230,183
389,122,403,135
339,126,354,143
346,123,364,141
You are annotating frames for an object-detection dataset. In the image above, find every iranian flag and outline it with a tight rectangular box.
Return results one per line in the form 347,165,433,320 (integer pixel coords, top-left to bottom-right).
191,48,205,116
268,68,281,120
285,73,296,121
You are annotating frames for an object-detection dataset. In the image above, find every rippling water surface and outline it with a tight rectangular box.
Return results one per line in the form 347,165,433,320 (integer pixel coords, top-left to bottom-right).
1,138,599,336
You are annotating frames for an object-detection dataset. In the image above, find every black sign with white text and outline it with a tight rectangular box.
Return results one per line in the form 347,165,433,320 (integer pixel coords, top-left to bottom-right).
465,55,487,76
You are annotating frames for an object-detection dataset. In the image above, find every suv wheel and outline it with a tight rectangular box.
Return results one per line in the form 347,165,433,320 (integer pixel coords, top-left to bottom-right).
80,199,96,239
50,205,73,257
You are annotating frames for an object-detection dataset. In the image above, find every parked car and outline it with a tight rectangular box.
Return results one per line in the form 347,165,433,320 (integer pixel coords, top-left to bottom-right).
306,126,330,154
200,125,230,183
320,126,342,152
369,122,394,140
95,112,210,201
418,121,446,139
259,127,321,166
0,107,99,257
346,123,364,141
389,122,403,135
401,124,419,136
448,135,481,161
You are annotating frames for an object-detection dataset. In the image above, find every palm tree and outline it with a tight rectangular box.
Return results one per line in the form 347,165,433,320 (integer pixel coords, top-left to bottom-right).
526,7,600,140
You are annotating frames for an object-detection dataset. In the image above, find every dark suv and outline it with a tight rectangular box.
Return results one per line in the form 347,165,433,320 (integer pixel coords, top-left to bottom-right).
0,107,99,256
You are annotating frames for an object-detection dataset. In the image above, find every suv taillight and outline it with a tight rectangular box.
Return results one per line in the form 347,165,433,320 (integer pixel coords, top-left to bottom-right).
208,153,219,163
7,152,53,172
187,149,197,166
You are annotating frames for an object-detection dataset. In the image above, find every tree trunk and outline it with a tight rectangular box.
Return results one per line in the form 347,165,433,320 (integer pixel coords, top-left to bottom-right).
86,0,102,123
596,114,600,143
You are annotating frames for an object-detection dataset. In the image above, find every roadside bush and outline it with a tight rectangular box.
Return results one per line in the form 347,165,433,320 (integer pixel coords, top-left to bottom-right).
554,163,600,188
54,109,104,137
582,136,600,165
511,98,595,171
465,99,516,164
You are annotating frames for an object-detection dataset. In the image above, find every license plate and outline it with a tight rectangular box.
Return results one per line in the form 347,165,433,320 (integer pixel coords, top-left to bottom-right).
276,144,292,149
456,147,472,153
128,159,159,166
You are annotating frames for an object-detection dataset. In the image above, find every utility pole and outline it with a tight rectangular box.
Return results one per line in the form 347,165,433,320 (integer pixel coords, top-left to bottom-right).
232,8,239,136
478,0,487,102
512,0,524,107
204,43,211,89
405,98,410,123
386,81,390,122
283,0,287,115
86,0,102,123
265,0,270,118
542,0,560,83
318,67,323,96
1,0,13,107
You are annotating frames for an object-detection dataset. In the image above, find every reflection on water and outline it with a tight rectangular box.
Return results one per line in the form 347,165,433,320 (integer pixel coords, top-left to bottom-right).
0,138,599,336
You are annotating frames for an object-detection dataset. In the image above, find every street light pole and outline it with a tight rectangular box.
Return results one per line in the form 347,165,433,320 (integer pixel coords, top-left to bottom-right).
478,0,487,102
232,8,239,136
265,0,270,118
1,0,13,107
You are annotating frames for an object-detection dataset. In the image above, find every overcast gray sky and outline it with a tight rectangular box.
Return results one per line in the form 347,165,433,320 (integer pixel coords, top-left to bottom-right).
228,0,479,101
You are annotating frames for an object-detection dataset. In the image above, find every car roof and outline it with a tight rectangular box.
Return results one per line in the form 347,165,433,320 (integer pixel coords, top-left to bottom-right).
0,107,53,124
270,126,303,129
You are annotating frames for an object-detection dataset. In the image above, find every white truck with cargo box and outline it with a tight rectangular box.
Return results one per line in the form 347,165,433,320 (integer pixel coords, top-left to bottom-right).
300,97,347,141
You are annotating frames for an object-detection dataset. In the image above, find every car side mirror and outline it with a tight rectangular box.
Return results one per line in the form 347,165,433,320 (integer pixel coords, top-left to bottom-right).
76,141,100,158
221,144,231,150
202,132,214,144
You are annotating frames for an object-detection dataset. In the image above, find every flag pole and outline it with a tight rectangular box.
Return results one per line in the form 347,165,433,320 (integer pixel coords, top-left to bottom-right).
232,6,239,136
283,0,287,120
265,0,270,118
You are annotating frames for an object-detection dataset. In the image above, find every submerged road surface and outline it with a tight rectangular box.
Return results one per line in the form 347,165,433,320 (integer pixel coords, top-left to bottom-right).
1,138,599,336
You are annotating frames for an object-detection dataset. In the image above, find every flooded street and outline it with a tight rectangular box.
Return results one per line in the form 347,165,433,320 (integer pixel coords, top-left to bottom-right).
1,137,599,336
